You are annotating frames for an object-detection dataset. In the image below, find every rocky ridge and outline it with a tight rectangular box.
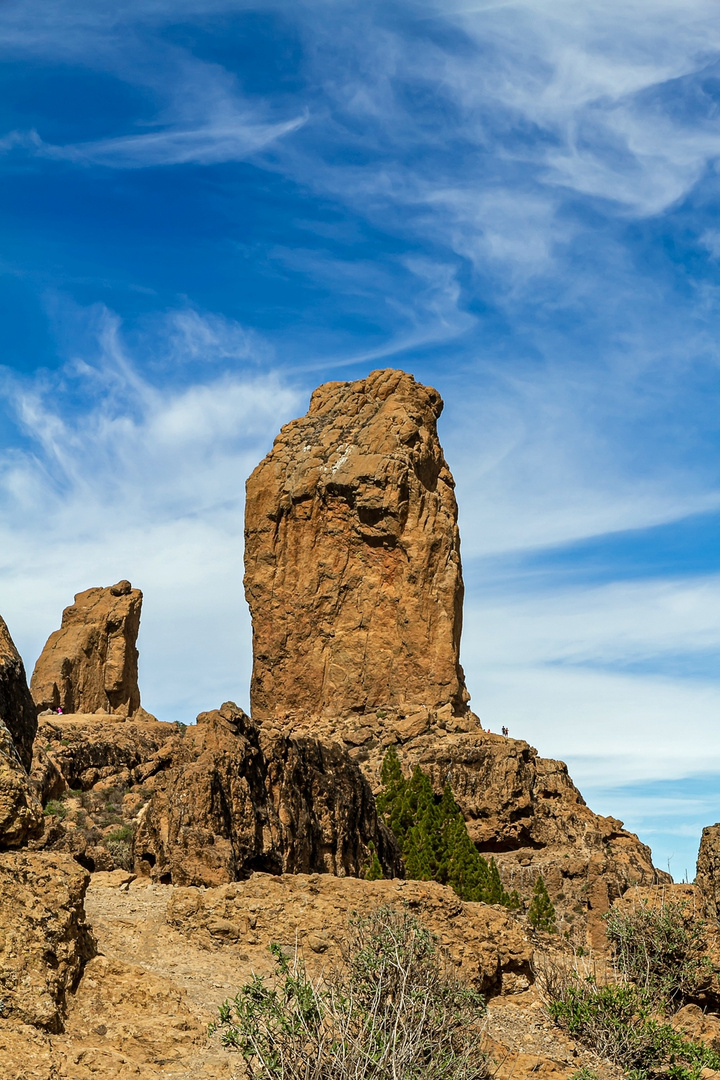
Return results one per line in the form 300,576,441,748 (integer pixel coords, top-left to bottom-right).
0,616,42,846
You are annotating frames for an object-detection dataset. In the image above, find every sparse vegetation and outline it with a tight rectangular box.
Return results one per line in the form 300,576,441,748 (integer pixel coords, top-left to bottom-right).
528,875,557,933
105,824,134,870
364,841,384,881
377,747,520,909
605,899,712,1010
43,799,67,819
211,907,490,1080
541,896,720,1079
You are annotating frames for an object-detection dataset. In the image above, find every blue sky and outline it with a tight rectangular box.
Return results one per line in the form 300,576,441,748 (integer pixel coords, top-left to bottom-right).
1,0,720,879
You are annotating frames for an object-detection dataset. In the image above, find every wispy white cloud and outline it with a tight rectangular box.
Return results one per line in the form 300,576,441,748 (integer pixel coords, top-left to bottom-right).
0,303,303,719
28,114,307,169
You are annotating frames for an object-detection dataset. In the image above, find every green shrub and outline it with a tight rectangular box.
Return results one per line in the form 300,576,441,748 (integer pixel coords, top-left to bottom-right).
377,747,519,909
528,875,557,933
211,906,490,1080
105,838,133,870
43,799,67,819
546,971,720,1078
106,824,133,844
605,899,714,1010
364,842,384,881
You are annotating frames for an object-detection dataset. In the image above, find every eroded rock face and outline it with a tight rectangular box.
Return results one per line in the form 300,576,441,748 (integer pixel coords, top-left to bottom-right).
31,581,143,717
0,851,95,1031
133,702,401,886
0,615,37,770
244,369,665,947
244,369,469,727
0,615,43,847
696,823,720,920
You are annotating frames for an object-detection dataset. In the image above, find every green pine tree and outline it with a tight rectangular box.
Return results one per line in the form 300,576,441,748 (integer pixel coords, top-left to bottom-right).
527,874,556,932
376,748,519,911
364,842,384,881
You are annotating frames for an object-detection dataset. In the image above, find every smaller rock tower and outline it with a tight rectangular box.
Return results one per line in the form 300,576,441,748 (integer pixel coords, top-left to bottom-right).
244,369,470,728
31,581,142,716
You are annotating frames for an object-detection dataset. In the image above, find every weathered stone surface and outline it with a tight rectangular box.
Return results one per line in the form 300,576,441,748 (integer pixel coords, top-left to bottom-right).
0,718,44,848
0,850,95,1031
0,615,43,847
697,823,720,921
244,368,470,727
133,702,401,886
32,713,173,797
166,872,534,998
0,615,37,770
31,581,144,717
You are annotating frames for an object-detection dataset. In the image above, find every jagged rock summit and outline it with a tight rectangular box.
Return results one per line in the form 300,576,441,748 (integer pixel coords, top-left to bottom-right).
244,368,470,730
31,580,143,717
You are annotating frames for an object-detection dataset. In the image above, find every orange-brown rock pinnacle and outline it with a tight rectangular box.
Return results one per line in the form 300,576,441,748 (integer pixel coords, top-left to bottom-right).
31,581,143,717
244,369,470,727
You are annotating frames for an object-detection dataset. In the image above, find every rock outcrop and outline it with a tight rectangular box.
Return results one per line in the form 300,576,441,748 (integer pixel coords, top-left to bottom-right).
244,368,469,727
0,615,38,770
133,702,401,886
0,615,43,847
696,823,720,920
166,872,534,998
0,850,95,1031
244,369,666,946
30,581,143,717
32,703,400,884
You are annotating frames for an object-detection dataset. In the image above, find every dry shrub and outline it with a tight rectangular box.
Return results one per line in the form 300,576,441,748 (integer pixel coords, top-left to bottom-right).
210,906,491,1080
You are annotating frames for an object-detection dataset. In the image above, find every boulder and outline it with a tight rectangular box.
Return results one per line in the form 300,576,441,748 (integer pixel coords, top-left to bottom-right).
244,368,470,727
30,581,143,717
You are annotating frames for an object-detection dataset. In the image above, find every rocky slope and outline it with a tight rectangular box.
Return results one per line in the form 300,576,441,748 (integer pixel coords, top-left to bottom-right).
30,701,400,883
31,580,144,717
1,869,603,1080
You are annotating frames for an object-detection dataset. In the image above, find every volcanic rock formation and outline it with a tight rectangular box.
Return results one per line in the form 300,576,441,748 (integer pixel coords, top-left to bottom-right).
0,615,38,770
128,702,400,885
31,580,143,717
0,850,95,1031
245,369,666,946
244,368,470,727
0,616,43,847
696,823,720,920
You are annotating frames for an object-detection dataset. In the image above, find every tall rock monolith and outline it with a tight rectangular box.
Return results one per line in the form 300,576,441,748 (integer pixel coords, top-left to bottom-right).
244,368,470,728
31,581,142,717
